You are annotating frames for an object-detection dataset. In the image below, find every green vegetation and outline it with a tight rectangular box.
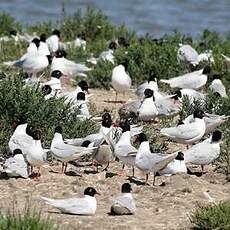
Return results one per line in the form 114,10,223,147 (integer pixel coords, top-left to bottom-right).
190,201,230,230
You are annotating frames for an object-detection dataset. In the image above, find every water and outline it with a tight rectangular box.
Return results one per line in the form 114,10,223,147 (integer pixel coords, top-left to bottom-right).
0,0,229,37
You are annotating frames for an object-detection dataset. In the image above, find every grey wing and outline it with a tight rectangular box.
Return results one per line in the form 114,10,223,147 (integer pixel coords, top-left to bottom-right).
135,82,148,97
113,196,136,213
42,197,91,214
116,144,137,157
161,123,201,140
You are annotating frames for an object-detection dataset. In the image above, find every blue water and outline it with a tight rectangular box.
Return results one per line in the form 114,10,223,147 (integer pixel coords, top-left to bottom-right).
0,0,229,37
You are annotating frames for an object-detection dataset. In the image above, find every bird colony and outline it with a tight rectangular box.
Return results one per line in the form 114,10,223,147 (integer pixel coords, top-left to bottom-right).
0,29,229,216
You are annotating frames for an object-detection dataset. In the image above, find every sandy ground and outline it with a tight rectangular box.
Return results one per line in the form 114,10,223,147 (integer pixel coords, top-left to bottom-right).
0,88,229,230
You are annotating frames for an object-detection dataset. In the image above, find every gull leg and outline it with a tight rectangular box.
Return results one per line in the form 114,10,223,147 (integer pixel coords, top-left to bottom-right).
132,167,135,178
102,161,110,172
153,173,157,186
61,163,65,173
201,165,204,175
115,92,118,102
64,163,68,173
145,174,149,184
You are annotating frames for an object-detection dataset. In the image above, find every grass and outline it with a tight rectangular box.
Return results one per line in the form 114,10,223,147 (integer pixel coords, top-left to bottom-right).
190,201,230,230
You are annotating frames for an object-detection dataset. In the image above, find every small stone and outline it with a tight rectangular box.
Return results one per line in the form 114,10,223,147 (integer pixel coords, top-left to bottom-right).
181,187,192,193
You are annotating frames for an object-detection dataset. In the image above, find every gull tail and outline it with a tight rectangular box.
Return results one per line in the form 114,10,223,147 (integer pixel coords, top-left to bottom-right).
221,54,230,61
3,60,17,66
41,197,55,205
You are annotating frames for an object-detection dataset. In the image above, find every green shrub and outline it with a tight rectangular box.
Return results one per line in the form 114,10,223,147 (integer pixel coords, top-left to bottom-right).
190,201,230,229
0,75,98,155
0,13,21,36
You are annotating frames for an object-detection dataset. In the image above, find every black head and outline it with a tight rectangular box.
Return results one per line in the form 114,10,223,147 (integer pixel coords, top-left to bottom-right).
78,80,89,92
55,49,67,58
175,152,184,161
31,38,40,48
13,149,23,157
108,41,118,50
121,183,132,193
39,33,47,42
119,120,130,133
26,124,35,137
202,66,211,75
118,37,129,48
12,116,27,127
46,55,53,65
77,92,85,101
213,92,221,98
193,110,205,119
148,73,157,83
172,90,182,101
31,129,41,140
81,140,91,147
51,70,62,79
9,30,17,36
212,74,221,80
211,130,222,143
84,187,99,196
41,85,52,96
144,88,154,99
52,29,61,38
102,112,112,121
54,126,62,134
121,62,128,71
136,133,148,143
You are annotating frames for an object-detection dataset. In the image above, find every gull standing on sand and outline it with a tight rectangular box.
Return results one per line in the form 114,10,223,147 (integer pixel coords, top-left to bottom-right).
42,187,100,215
111,183,136,215
184,130,222,173
50,126,96,173
160,66,210,90
160,110,206,145
111,63,132,102
135,133,177,185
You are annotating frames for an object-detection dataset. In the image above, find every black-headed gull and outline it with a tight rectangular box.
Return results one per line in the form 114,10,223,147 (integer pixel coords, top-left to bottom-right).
160,110,206,145
160,66,210,90
46,29,61,53
158,152,187,176
42,187,100,215
114,121,137,177
184,130,222,173
2,149,29,178
135,74,158,98
111,183,136,215
111,64,132,102
135,133,177,185
38,33,50,56
51,50,91,78
27,38,40,54
137,89,158,121
50,126,96,173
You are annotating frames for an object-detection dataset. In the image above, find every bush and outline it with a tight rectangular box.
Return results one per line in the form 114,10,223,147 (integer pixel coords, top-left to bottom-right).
190,201,230,229
0,13,21,36
0,75,98,155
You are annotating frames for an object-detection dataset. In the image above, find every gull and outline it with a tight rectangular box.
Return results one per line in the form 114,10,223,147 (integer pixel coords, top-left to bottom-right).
183,112,229,135
38,33,50,56
60,36,86,50
46,29,61,53
111,183,136,215
41,187,100,215
160,66,210,90
75,92,90,119
160,110,206,144
177,44,199,67
135,73,158,98
25,130,48,177
8,120,34,154
209,76,228,98
41,70,62,96
198,50,214,63
111,64,132,102
158,152,187,176
41,85,54,100
51,50,91,78
27,38,40,54
65,112,113,147
2,149,29,178
184,130,222,173
114,121,137,177
50,126,96,173
135,133,177,185
137,89,158,121
4,52,52,79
